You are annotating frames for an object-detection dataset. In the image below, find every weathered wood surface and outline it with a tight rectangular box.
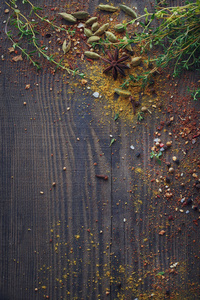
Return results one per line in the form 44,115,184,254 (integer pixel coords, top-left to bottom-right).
0,0,199,299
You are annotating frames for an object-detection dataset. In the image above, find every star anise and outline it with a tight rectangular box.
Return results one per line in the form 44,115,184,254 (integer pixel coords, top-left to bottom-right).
101,48,130,80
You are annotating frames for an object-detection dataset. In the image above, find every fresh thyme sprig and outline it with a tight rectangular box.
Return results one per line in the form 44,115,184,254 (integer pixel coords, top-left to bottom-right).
125,1,200,76
187,87,200,101
5,0,85,76
5,0,199,86
150,150,162,165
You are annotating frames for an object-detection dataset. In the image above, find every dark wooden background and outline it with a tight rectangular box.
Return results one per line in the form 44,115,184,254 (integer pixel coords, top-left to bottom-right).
0,0,199,299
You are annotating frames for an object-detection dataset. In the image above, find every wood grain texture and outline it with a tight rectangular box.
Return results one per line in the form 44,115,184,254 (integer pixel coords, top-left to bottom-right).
0,0,200,299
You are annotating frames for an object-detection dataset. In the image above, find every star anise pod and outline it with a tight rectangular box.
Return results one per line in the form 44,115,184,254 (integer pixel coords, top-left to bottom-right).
101,48,130,80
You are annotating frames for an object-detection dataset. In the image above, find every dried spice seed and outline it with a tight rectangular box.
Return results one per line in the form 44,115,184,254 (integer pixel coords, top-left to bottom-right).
58,12,77,23
71,11,89,19
81,79,87,85
91,22,100,32
95,174,108,180
168,167,174,173
105,31,117,42
12,55,23,62
62,38,71,54
98,4,118,12
94,23,109,36
141,106,148,112
84,51,100,59
119,4,137,18
85,17,98,26
159,230,166,235
102,48,130,80
84,28,93,37
175,159,180,165
114,24,125,32
131,57,142,67
87,36,100,44
166,141,172,147
122,36,132,51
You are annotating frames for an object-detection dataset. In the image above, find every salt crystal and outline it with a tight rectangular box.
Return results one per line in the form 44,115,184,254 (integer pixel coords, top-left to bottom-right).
130,145,135,150
93,92,99,98
77,23,85,28
192,139,196,144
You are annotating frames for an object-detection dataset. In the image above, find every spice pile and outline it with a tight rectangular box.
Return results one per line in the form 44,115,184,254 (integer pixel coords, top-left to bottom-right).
6,1,163,119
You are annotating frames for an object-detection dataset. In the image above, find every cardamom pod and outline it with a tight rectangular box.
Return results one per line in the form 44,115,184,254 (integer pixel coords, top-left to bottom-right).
58,12,77,23
87,36,100,44
84,51,100,59
85,17,98,26
131,57,142,67
122,36,132,52
105,31,117,42
62,38,71,54
84,28,93,37
119,4,137,18
91,22,99,32
98,4,118,12
114,23,125,32
94,23,109,36
141,106,148,112
71,11,89,19
114,89,131,97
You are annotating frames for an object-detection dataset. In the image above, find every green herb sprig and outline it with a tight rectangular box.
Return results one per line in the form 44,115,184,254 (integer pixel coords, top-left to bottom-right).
5,0,84,77
126,0,200,76
150,151,162,165
187,87,200,101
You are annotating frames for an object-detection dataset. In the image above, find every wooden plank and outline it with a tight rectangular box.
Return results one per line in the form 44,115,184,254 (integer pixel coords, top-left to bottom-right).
0,0,200,299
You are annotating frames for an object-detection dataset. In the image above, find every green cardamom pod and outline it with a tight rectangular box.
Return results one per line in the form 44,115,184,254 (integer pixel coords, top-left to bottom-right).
91,22,99,32
62,38,71,54
84,28,93,37
84,51,100,59
94,23,109,36
119,4,137,18
58,12,77,23
71,11,89,19
105,31,117,42
122,36,132,52
87,36,100,44
114,89,131,97
98,4,118,12
131,57,142,67
85,17,98,26
114,24,125,33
